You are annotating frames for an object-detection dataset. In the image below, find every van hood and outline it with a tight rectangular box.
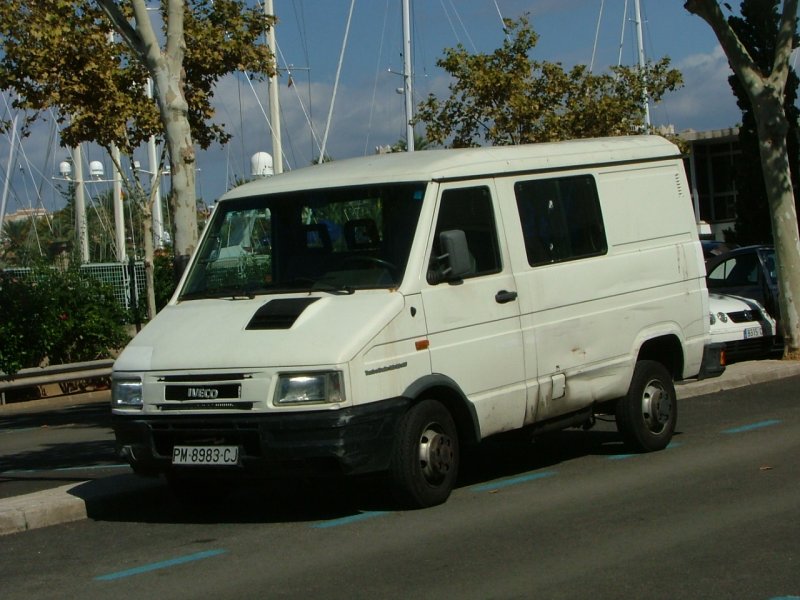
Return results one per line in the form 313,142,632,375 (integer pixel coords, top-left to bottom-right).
114,292,405,372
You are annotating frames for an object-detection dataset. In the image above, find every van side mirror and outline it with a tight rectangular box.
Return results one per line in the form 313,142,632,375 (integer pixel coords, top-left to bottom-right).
428,230,474,284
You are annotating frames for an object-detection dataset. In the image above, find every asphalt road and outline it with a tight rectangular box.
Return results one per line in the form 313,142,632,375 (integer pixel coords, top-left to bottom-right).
0,396,126,499
0,375,798,599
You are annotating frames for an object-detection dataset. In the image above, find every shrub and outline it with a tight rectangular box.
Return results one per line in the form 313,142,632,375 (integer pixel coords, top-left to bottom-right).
0,266,131,377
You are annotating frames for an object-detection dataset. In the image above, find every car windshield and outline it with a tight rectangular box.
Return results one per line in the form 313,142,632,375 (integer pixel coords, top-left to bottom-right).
180,183,426,300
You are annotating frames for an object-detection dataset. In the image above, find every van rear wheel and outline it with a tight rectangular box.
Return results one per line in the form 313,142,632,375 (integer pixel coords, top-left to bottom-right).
389,399,459,509
616,360,676,452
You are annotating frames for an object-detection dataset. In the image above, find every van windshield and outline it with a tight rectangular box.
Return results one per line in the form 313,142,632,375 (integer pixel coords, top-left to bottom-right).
180,183,426,300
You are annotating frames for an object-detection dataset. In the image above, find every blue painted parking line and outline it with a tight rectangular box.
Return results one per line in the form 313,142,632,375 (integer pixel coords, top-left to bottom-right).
94,549,227,581
722,419,781,434
608,441,682,460
608,453,636,461
471,470,557,493
312,511,390,529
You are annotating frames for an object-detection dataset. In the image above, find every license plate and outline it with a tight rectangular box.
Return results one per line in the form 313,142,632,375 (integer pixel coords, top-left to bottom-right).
172,445,239,466
743,326,762,339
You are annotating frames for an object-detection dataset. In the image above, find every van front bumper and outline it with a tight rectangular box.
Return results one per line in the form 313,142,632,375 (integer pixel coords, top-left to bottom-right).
112,397,410,478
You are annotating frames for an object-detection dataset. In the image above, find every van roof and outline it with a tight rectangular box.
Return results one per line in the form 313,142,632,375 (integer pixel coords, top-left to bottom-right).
220,135,680,201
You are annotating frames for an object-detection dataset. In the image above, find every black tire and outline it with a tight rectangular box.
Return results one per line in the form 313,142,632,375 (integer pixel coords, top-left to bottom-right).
616,360,677,452
389,399,459,509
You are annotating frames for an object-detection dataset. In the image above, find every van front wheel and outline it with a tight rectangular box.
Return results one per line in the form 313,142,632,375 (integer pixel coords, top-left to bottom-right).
389,399,459,509
616,360,676,452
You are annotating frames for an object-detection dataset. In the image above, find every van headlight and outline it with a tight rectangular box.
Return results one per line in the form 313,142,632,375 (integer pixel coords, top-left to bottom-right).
112,378,143,409
274,372,345,406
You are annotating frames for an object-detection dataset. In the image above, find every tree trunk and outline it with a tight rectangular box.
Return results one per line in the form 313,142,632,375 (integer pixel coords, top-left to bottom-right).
98,0,199,277
156,66,198,274
141,203,157,321
685,0,800,357
753,93,800,356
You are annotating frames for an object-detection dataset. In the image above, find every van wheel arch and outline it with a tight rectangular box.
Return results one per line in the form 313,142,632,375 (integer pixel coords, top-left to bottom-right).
402,375,481,447
636,334,684,381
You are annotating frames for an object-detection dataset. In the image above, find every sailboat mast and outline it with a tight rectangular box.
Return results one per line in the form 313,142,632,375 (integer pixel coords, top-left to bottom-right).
634,0,651,131
266,0,283,173
402,0,414,152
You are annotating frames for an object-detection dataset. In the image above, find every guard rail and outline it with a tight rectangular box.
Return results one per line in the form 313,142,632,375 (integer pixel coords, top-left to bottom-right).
0,359,114,405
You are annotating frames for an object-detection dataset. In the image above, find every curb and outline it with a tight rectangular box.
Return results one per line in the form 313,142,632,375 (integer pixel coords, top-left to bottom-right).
676,359,800,399
0,482,89,535
0,475,163,537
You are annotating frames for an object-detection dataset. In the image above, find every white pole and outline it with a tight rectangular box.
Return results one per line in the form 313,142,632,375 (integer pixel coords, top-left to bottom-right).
111,143,126,262
146,78,164,248
265,0,283,174
318,0,355,164
634,0,651,131
73,145,89,263
402,0,414,152
0,112,18,229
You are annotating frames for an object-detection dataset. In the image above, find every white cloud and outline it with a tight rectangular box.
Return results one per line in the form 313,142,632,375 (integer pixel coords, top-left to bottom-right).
654,45,741,132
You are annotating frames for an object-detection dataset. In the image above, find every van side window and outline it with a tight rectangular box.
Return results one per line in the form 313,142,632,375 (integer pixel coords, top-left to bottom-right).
515,175,607,266
428,186,501,283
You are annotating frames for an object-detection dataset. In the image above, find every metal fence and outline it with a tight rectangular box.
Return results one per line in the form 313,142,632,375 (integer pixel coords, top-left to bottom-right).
2,261,146,311
81,262,146,311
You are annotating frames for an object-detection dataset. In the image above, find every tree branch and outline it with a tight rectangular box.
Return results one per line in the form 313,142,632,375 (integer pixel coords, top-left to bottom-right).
770,0,799,90
684,0,764,90
94,0,146,58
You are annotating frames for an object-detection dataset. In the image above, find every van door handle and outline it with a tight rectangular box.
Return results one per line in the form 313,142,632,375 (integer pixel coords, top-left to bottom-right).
495,290,518,304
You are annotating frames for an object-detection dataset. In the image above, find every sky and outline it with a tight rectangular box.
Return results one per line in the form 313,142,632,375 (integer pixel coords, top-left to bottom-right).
0,0,767,223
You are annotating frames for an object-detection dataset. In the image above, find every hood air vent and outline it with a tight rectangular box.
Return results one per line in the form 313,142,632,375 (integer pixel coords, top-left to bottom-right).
246,298,320,330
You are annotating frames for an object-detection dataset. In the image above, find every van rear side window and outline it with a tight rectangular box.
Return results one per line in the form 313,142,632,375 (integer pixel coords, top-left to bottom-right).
514,175,607,266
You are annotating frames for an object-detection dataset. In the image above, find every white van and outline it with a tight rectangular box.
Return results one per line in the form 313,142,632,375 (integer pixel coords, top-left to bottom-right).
112,136,723,508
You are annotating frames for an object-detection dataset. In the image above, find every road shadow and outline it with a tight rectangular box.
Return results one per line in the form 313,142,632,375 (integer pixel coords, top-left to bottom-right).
0,403,111,431
0,439,118,473
73,423,660,527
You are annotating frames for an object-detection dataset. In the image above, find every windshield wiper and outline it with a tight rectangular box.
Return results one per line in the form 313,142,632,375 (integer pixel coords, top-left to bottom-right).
286,278,354,295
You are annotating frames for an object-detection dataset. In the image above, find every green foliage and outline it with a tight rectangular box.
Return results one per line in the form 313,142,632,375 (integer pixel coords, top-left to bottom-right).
0,266,131,377
415,16,683,147
0,0,274,152
728,0,800,244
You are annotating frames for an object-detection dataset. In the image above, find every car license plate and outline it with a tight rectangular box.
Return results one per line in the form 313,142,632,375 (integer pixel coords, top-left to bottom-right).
172,445,239,466
743,326,762,339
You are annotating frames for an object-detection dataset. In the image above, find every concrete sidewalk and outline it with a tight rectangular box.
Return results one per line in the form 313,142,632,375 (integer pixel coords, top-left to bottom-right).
2,359,799,536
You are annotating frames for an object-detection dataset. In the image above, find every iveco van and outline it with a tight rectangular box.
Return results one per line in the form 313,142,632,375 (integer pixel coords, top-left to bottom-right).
112,136,723,508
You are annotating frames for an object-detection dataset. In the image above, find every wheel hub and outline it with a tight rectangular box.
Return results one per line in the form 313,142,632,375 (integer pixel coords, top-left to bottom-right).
418,426,454,484
641,380,672,432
